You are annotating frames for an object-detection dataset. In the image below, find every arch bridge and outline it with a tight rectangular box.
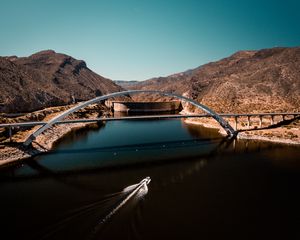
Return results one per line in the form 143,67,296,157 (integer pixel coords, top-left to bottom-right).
23,90,236,146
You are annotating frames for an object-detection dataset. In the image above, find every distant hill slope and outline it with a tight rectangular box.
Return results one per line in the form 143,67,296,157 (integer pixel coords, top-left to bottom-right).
0,50,123,113
129,47,300,113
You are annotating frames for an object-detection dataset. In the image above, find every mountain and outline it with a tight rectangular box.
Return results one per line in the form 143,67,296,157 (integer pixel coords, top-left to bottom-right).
128,47,300,113
0,50,123,113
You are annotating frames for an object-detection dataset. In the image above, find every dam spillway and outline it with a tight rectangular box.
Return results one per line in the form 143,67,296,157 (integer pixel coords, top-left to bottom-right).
106,101,182,113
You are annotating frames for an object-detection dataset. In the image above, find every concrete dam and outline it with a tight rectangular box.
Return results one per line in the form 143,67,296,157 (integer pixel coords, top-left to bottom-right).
106,101,182,113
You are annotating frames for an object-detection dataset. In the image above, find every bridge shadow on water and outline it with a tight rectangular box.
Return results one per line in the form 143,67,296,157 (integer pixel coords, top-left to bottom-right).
0,136,234,181
43,137,225,155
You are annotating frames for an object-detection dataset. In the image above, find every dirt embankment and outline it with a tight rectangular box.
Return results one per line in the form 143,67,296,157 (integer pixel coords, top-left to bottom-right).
0,103,111,166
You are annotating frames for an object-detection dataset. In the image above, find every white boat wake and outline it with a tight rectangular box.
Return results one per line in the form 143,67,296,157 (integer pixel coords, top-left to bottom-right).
89,177,151,239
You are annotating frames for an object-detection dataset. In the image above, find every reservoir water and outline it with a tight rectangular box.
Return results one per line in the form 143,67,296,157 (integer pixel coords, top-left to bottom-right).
0,118,300,240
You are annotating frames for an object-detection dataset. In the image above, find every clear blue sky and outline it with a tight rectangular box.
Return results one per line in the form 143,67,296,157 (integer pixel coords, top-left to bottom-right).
0,0,299,80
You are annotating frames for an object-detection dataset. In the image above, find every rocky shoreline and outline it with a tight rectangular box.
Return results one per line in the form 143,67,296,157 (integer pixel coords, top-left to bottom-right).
0,120,104,167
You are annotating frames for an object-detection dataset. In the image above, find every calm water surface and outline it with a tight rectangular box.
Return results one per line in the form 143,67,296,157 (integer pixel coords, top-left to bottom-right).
0,119,300,240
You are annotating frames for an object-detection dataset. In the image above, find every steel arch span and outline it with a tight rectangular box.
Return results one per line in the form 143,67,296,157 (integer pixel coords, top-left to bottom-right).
24,90,236,146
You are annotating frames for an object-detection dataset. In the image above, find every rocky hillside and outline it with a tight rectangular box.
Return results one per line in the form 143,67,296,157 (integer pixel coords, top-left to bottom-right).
0,50,123,113
129,47,300,113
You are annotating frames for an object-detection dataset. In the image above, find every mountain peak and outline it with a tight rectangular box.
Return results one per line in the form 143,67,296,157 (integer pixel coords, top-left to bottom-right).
31,50,56,56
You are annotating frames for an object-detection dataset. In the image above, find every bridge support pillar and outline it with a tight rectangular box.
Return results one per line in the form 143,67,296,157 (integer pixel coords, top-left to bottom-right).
247,116,251,129
271,116,274,125
259,116,262,128
234,116,238,130
9,126,12,142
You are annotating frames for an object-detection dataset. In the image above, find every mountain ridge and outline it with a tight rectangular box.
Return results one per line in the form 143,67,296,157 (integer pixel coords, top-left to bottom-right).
0,50,123,113
127,46,300,113
1,47,299,114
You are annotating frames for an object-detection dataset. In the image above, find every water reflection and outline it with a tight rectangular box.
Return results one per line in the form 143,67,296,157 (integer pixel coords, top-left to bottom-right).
53,122,105,149
182,120,221,139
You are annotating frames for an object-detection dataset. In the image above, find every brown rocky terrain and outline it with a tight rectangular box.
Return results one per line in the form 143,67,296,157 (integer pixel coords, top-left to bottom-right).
127,47,300,113
0,50,123,113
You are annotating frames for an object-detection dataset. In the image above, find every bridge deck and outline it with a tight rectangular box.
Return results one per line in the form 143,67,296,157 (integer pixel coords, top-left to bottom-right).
0,113,299,128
